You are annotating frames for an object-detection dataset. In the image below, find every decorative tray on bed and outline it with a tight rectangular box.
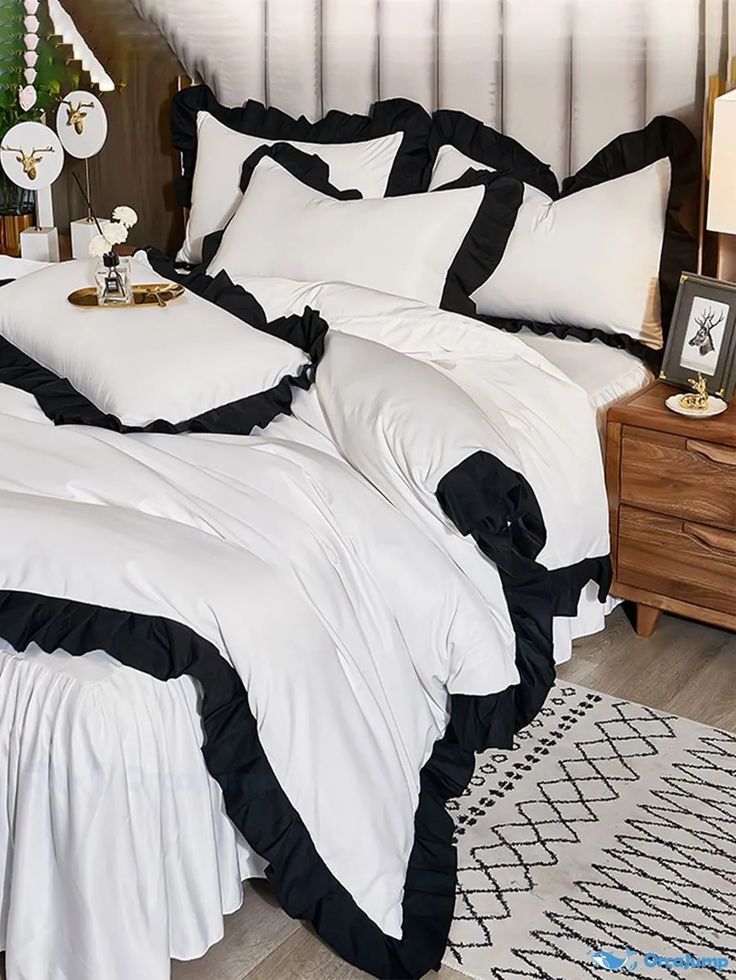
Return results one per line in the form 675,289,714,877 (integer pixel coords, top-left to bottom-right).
67,283,185,309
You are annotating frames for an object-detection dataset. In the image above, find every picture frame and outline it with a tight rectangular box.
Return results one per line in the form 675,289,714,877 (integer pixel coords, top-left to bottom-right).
660,273,736,402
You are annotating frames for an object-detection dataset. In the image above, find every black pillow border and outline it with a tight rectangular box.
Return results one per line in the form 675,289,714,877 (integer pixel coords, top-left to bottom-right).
171,84,432,211
429,111,699,361
561,115,700,351
208,142,524,319
428,109,560,198
0,271,328,435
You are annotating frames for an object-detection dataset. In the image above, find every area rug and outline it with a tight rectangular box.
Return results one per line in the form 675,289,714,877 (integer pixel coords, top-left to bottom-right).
442,683,736,979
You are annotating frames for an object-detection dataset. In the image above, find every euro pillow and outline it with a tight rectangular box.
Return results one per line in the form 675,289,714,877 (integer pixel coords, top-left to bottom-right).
429,114,699,353
173,85,432,264
0,258,325,433
206,144,523,316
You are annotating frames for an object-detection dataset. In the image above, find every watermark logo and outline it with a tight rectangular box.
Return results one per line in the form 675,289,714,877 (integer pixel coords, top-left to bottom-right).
589,948,730,972
590,950,638,972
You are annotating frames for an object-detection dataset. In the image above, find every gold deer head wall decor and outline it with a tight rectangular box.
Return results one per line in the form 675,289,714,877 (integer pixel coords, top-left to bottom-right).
0,144,55,181
60,99,95,135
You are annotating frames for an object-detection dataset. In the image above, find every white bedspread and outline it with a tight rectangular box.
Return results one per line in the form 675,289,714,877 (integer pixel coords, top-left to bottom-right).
0,269,609,980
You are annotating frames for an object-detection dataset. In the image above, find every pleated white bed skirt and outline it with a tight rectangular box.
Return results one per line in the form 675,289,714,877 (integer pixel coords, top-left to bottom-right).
0,641,266,980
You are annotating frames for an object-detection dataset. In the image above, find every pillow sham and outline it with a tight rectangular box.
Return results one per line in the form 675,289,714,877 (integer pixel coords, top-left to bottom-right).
206,144,523,316
0,258,325,433
428,109,559,196
429,114,699,352
173,85,432,264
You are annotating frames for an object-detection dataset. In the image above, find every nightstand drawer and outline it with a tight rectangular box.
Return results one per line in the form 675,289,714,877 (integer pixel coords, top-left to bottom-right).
621,426,736,531
618,505,736,615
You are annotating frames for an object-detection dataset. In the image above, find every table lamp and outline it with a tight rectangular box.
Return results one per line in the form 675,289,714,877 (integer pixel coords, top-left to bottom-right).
707,89,736,282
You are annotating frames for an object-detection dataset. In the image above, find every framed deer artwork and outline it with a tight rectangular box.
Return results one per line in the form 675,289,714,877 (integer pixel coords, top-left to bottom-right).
660,273,736,403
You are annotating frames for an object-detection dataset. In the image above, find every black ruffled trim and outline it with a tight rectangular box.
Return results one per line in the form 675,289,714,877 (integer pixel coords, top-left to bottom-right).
171,84,432,208
428,109,560,197
433,170,524,316
562,115,699,348
478,314,663,372
215,144,523,319
239,143,362,199
1,259,326,433
431,113,699,362
144,247,332,367
0,311,325,434
0,449,610,978
437,451,612,751
549,557,613,618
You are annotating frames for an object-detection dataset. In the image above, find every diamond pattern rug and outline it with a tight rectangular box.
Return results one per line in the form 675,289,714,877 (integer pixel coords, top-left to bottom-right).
442,683,736,979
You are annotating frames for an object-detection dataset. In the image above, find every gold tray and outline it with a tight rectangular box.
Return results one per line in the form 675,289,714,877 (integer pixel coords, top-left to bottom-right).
67,283,185,309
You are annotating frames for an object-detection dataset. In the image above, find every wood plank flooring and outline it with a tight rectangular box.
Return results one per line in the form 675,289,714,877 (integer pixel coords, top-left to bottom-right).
2,605,735,980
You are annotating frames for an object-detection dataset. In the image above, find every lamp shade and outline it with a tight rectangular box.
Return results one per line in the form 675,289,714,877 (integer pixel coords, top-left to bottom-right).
708,90,736,235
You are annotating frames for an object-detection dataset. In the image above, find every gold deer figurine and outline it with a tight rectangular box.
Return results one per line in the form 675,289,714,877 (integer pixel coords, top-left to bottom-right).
680,373,711,412
60,98,95,135
0,144,55,181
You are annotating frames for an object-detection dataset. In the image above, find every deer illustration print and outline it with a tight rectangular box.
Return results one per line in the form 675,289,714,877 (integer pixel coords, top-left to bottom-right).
60,99,95,135
0,144,55,181
689,306,725,357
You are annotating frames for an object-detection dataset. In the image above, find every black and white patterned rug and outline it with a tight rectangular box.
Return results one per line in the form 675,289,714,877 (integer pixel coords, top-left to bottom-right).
442,683,736,979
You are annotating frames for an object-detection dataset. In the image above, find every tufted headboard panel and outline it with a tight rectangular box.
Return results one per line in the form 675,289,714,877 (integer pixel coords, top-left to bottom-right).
128,0,714,179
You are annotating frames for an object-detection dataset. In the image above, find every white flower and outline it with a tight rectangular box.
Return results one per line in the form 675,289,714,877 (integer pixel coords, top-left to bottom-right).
112,206,138,228
101,220,129,246
89,234,110,258
18,85,36,112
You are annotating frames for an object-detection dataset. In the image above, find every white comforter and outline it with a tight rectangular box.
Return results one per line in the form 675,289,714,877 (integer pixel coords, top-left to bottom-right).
0,270,608,980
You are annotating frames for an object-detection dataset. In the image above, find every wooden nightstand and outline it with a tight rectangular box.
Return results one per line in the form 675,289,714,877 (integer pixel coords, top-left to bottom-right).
607,381,736,637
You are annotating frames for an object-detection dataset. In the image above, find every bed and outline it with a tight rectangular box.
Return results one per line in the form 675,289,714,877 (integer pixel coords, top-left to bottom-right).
0,7,703,978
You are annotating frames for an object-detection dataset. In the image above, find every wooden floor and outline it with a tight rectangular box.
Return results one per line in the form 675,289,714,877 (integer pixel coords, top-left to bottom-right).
2,605,735,980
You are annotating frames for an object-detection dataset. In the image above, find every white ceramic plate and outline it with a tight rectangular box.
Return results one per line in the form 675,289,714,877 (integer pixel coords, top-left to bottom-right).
665,394,729,418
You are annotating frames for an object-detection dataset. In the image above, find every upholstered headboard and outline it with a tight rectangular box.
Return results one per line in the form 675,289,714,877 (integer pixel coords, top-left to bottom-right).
128,0,718,179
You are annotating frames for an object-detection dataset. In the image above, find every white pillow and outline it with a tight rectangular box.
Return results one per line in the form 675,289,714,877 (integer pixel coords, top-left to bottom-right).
180,112,406,265
0,259,313,430
207,152,523,314
430,146,670,348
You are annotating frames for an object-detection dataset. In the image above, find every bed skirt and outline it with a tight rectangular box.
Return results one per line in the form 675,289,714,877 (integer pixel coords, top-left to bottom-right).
0,641,266,980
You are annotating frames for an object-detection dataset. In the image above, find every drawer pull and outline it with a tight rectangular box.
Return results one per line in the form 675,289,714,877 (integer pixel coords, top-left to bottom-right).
686,439,736,467
684,522,736,557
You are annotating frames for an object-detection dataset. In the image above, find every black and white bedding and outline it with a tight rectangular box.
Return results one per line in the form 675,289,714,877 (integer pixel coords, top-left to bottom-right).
0,255,610,980
173,85,432,264
428,109,700,358
204,144,522,316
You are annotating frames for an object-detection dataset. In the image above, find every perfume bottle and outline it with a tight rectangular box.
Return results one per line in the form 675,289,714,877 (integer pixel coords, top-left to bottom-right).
95,252,133,306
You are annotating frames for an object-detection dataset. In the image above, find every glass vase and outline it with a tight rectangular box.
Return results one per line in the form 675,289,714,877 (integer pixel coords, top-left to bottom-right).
95,253,133,306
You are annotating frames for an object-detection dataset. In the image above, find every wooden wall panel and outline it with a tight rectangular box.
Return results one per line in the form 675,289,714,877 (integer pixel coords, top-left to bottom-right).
52,0,185,254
